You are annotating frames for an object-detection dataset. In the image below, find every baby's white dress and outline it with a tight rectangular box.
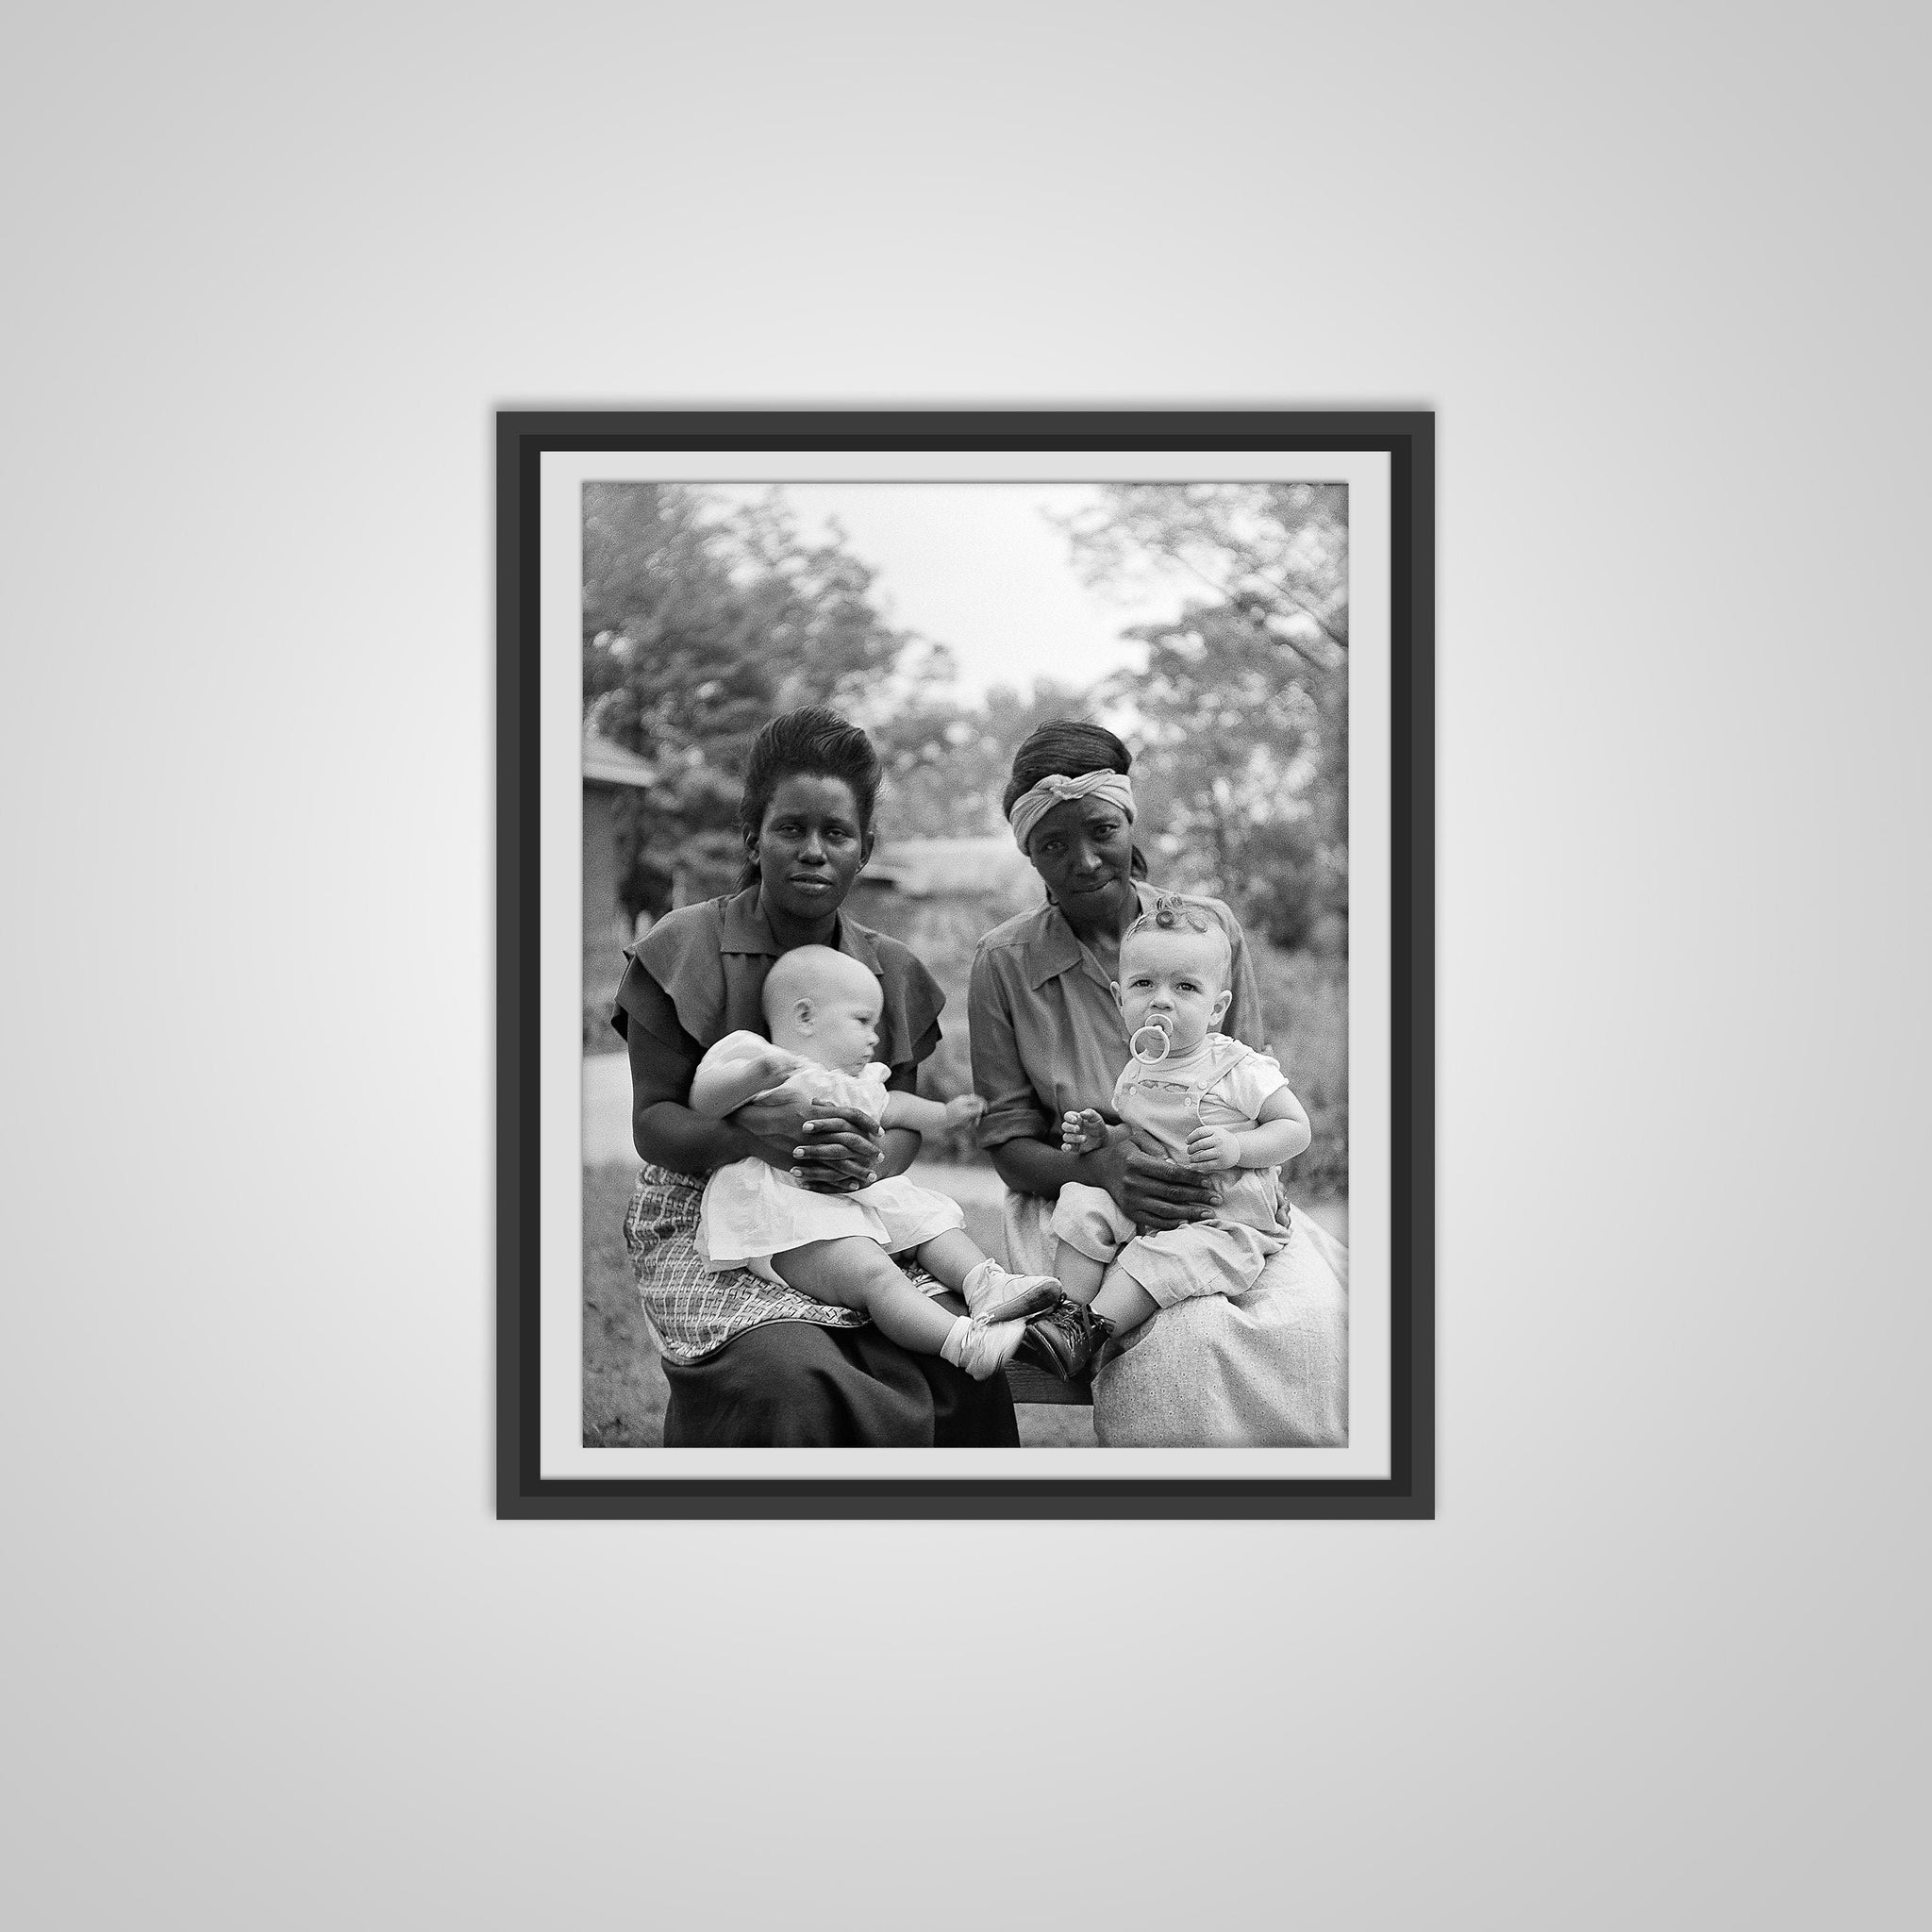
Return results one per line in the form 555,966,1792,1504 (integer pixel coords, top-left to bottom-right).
694,1032,964,1286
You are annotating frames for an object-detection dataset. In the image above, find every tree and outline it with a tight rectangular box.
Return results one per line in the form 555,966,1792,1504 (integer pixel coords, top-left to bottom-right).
582,483,949,910
1058,482,1348,666
1062,485,1350,952
869,676,1097,840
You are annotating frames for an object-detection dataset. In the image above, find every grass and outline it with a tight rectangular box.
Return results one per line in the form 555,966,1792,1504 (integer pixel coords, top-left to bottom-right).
583,1162,670,1446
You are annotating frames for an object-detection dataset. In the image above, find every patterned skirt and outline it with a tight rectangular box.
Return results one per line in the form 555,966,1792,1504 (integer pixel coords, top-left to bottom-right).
624,1162,938,1367
623,1163,1015,1447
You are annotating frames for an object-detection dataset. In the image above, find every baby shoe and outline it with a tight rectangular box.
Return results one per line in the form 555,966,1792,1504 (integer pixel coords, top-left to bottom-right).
961,1258,1058,1322
974,1274,1064,1325
1018,1298,1115,1381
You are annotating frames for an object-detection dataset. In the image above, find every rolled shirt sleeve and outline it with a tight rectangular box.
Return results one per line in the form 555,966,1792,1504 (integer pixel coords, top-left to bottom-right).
968,943,1054,1149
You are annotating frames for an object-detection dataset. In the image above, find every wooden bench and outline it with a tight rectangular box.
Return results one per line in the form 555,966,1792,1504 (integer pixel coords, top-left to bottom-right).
1004,1359,1092,1406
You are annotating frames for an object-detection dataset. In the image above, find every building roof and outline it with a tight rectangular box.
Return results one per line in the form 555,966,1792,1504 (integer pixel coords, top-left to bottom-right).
865,836,1034,900
583,731,657,789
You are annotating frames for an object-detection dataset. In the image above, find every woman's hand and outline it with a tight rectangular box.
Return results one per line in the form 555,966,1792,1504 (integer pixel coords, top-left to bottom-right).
1087,1134,1218,1232
733,1087,883,1193
791,1108,886,1192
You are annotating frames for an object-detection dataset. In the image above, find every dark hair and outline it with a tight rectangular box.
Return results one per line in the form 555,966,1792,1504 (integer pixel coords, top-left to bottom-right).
737,707,881,886
1003,720,1149,879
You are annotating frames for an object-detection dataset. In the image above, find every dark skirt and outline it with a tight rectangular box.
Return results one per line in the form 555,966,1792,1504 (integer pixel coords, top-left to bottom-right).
662,1316,1020,1448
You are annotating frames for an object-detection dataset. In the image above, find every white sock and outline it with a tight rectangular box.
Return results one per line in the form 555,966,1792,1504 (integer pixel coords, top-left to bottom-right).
940,1315,974,1368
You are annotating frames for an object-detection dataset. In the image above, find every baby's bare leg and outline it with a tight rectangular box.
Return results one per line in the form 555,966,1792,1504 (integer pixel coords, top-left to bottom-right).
773,1237,958,1357
1052,1238,1107,1306
907,1228,990,1294
1091,1263,1158,1337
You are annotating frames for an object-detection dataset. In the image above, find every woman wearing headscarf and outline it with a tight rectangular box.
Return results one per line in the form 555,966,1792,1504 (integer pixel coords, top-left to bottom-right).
968,722,1349,1446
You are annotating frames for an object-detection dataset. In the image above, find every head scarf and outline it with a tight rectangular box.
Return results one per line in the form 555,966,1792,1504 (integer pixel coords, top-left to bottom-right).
1007,770,1136,855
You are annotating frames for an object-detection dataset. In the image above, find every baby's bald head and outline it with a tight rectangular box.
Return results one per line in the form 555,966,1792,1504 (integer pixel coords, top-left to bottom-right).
761,945,885,1072
762,945,877,1023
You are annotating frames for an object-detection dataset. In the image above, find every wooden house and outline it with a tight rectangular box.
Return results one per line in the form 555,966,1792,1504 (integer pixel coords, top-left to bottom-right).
583,731,657,1039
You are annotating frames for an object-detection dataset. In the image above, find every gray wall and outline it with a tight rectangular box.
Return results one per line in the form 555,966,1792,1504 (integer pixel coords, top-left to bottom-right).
6,6,1925,1929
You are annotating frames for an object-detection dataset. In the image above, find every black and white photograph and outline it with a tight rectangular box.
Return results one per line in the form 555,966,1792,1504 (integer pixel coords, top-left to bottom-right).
585,475,1354,1450
500,411,1431,1513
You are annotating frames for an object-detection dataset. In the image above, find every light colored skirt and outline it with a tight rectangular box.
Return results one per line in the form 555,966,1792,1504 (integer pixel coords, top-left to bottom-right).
698,1158,964,1287
1004,1191,1349,1448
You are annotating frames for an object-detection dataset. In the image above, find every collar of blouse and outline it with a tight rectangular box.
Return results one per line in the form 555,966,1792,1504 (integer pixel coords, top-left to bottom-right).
1016,880,1173,993
717,884,884,977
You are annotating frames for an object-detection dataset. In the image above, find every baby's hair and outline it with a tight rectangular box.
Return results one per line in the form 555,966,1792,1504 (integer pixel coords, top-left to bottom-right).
1121,896,1233,981
760,944,880,1030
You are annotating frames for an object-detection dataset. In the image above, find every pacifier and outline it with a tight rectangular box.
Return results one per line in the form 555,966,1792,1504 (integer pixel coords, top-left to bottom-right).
1129,1016,1174,1064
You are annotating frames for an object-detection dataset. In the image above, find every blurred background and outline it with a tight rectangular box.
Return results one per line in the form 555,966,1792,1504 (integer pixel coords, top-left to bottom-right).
579,479,1351,1444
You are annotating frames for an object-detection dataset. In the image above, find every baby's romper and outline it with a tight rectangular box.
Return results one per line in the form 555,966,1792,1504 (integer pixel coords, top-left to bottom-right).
1052,1034,1291,1309
694,1032,964,1288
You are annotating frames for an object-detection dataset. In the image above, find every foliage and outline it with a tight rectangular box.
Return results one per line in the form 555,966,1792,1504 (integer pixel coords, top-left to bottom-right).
583,483,955,911
1245,943,1350,1195
1058,482,1349,660
1063,484,1350,953
870,678,1095,840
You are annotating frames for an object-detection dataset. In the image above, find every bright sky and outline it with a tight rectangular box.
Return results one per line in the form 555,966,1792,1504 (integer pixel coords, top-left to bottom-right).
702,483,1191,701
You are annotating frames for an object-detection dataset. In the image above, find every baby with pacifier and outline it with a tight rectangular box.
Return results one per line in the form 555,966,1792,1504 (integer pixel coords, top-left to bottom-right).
999,896,1312,1379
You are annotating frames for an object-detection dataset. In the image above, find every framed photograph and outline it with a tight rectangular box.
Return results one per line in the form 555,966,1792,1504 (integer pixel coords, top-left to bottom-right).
497,409,1433,1518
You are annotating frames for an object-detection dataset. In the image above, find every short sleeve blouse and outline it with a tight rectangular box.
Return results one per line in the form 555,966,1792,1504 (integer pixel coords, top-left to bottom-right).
966,882,1265,1150
611,885,944,1084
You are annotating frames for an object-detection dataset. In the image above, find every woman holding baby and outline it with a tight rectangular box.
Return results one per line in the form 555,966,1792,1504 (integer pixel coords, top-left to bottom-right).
969,722,1350,1447
616,708,1024,1446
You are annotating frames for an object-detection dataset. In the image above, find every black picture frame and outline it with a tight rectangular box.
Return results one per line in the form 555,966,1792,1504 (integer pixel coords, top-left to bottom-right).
497,408,1434,1518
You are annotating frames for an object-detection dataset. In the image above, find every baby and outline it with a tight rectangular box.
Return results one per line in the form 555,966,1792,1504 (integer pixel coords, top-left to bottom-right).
690,945,1060,1379
1015,898,1312,1380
